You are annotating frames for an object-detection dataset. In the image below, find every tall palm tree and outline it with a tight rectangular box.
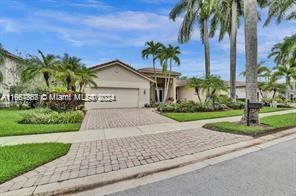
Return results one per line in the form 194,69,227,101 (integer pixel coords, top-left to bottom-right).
142,41,163,102
76,66,98,92
169,0,213,79
22,50,57,87
210,0,243,102
242,0,259,125
158,44,181,102
56,54,82,91
263,0,296,26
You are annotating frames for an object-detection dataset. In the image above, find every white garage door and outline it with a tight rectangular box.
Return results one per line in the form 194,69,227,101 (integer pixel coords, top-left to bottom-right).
86,88,139,109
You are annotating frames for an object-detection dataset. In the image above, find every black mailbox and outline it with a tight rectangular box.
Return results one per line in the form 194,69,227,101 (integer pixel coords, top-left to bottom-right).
246,100,263,126
248,102,264,109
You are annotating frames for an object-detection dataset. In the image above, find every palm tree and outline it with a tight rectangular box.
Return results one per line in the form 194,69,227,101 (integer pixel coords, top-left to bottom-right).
158,44,181,102
142,41,163,102
56,53,83,91
263,0,296,26
269,34,296,100
210,0,243,102
76,66,98,92
186,77,203,102
240,61,271,82
22,50,57,87
200,75,228,107
272,65,296,100
242,0,259,125
169,0,213,79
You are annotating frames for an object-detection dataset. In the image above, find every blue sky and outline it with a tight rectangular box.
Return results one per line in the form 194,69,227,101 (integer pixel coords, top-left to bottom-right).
0,0,295,80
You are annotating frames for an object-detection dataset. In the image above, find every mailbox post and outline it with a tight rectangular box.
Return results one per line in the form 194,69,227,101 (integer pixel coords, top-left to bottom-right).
246,100,264,126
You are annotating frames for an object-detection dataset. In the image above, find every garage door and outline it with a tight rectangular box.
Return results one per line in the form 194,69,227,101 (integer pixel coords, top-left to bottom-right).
85,88,139,109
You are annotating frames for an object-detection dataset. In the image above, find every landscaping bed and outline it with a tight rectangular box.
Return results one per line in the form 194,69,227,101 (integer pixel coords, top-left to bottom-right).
203,113,296,136
163,107,291,122
0,143,70,183
0,108,81,137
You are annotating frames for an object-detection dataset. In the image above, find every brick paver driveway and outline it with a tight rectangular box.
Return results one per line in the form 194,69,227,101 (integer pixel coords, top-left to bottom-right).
0,128,250,193
80,108,175,130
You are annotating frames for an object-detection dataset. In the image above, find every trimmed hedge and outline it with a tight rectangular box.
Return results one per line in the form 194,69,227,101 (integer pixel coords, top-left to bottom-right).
19,108,84,124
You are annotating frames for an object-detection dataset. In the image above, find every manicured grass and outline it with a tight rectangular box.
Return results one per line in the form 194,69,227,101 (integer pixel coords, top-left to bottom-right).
163,107,292,122
0,143,70,183
0,108,81,137
203,113,296,136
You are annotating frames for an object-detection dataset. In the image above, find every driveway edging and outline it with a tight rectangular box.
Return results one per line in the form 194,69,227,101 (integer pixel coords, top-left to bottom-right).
5,127,295,196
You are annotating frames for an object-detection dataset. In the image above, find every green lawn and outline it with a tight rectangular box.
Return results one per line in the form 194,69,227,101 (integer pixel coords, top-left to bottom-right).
163,107,292,122
203,113,296,136
0,143,70,183
0,109,81,137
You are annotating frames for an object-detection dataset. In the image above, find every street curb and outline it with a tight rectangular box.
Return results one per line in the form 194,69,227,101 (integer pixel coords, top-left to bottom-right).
4,127,296,196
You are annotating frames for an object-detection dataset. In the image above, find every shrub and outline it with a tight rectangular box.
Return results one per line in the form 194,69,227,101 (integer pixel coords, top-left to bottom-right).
225,101,245,109
157,101,226,113
19,108,84,124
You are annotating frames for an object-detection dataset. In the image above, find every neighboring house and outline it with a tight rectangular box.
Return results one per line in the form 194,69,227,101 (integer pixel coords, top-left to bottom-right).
0,49,21,95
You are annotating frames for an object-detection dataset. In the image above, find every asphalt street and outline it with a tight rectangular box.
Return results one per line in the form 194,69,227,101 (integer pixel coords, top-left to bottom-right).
112,138,296,196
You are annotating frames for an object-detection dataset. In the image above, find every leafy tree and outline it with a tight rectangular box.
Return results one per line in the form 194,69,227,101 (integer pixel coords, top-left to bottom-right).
158,44,181,102
169,0,213,79
210,0,243,102
142,41,164,102
22,50,57,87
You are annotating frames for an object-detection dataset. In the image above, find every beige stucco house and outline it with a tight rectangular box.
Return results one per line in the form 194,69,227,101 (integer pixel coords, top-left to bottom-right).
0,49,21,95
87,60,294,109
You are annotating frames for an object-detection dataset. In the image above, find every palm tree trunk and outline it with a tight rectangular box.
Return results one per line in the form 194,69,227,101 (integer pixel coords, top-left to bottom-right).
164,59,172,103
203,19,210,78
285,76,290,101
153,57,160,102
203,19,211,98
242,0,259,125
43,73,50,87
230,0,238,102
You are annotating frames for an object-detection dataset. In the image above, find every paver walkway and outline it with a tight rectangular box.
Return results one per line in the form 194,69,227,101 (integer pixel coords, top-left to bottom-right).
0,128,250,193
80,108,175,130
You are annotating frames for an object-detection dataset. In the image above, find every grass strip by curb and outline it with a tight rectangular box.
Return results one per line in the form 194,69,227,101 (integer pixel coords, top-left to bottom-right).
0,143,70,183
203,113,296,137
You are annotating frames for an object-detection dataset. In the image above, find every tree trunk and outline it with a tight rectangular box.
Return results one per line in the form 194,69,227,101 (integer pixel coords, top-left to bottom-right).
230,0,238,102
44,72,50,87
242,0,259,125
163,59,172,103
153,57,160,102
285,76,290,101
203,19,211,79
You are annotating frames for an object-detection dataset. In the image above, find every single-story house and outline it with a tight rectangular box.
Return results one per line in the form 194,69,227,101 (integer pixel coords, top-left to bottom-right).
86,60,296,109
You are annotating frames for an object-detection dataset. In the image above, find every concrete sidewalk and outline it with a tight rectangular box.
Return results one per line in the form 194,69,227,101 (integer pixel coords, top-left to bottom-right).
0,109,295,146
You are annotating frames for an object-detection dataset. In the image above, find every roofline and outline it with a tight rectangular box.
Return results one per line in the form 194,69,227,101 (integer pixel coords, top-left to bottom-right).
89,60,155,83
138,68,181,76
0,48,23,61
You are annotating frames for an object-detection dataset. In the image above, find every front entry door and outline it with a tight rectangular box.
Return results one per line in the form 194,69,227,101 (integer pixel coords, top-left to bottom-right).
155,88,164,102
